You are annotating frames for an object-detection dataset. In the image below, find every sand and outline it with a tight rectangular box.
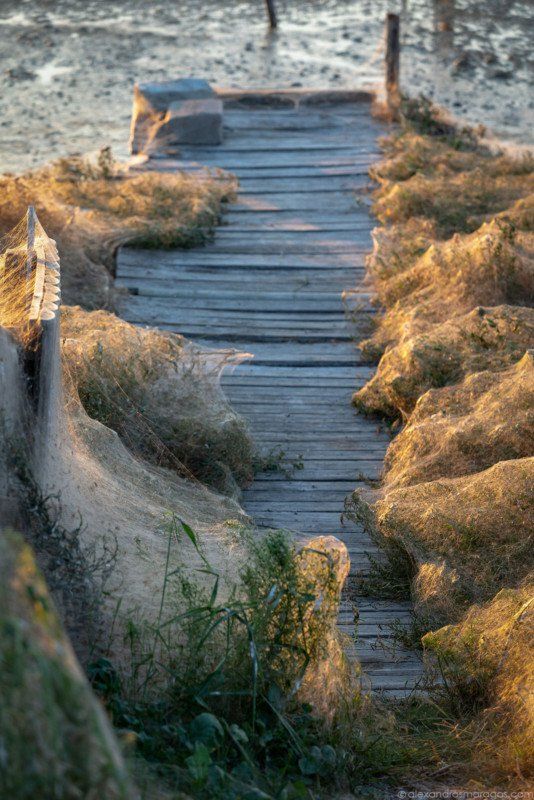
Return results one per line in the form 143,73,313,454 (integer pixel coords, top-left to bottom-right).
0,0,532,174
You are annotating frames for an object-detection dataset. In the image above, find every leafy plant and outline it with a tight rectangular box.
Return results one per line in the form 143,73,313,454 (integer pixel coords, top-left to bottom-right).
89,520,345,798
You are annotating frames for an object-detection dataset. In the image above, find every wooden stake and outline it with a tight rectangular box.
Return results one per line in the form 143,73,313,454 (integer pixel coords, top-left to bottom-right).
385,13,400,117
265,0,277,29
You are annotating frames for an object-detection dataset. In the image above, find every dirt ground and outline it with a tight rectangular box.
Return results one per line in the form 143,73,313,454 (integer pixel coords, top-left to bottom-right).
0,0,532,173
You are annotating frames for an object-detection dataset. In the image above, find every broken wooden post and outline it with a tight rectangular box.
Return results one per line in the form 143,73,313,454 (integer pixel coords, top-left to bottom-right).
265,0,278,29
385,13,400,118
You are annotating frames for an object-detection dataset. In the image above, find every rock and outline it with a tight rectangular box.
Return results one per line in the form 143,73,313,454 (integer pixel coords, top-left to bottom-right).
154,98,223,147
5,65,36,82
129,78,216,154
135,77,214,114
488,67,513,80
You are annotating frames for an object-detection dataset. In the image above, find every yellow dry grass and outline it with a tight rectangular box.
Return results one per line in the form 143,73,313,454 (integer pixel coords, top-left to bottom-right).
355,304,534,419
360,219,534,360
375,457,533,620
424,583,534,782
384,352,534,487
352,98,534,782
0,150,236,308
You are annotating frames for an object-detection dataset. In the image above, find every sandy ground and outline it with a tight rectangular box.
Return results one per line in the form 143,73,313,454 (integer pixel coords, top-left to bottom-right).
0,0,532,173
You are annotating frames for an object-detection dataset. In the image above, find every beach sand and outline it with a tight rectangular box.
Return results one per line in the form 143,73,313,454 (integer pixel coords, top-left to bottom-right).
0,0,532,173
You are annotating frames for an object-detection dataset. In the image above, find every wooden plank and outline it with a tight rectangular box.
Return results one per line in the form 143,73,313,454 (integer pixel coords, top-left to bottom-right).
180,137,379,152
223,210,364,223
116,266,360,282
232,400,365,410
239,175,371,192
118,304,353,328
226,377,368,388
156,151,378,169
247,481,362,492
140,157,372,177
245,501,359,512
219,221,371,233
225,365,368,377
116,288,359,310
231,193,360,212
249,443,387,455
117,326,356,344
251,464,381,481
226,381,365,390
122,243,371,258
212,229,372,243
118,249,368,269
223,108,372,123
224,366,370,377
237,176,371,192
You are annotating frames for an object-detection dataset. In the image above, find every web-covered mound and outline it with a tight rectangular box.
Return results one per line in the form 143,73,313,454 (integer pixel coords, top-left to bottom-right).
361,219,534,359
384,352,534,488
0,154,236,309
61,306,254,494
354,304,534,419
374,457,533,623
423,582,534,780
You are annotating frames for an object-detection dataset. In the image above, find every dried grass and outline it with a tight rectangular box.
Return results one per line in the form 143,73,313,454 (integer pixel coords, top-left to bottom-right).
384,351,534,487
355,304,534,419
375,457,533,621
351,98,534,783
0,151,236,308
423,583,534,781
362,218,534,364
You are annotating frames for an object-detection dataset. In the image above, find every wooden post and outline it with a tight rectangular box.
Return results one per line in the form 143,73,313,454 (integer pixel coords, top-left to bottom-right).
385,13,400,117
265,0,277,29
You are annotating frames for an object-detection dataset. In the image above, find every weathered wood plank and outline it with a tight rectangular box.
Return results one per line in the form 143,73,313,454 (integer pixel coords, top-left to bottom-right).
118,249,368,269
117,267,363,284
212,228,371,241
237,176,371,192
116,288,368,311
231,192,361,212
181,137,379,151
155,150,378,169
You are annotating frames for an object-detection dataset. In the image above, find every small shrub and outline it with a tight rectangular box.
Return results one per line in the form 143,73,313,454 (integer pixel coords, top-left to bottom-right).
89,521,353,799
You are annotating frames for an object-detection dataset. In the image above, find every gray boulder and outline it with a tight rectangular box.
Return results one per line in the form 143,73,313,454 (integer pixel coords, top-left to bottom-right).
129,78,220,154
154,98,224,147
135,77,214,113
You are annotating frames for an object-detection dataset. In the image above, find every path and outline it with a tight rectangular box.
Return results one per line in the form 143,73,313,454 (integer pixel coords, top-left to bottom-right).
116,92,422,695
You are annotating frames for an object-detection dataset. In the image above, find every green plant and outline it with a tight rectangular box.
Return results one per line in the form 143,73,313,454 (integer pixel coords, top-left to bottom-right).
400,94,480,150
253,446,304,478
357,546,414,602
89,520,350,798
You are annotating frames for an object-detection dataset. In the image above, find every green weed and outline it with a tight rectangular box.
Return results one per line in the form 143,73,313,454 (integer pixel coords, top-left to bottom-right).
89,520,350,798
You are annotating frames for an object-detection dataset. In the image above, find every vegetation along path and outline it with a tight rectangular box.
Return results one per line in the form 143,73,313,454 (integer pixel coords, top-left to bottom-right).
116,91,423,696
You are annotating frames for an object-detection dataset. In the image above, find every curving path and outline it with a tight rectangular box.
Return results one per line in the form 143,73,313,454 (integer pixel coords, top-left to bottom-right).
116,92,422,696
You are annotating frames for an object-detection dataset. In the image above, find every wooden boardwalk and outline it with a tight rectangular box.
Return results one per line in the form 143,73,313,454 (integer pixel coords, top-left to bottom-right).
116,93,423,695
